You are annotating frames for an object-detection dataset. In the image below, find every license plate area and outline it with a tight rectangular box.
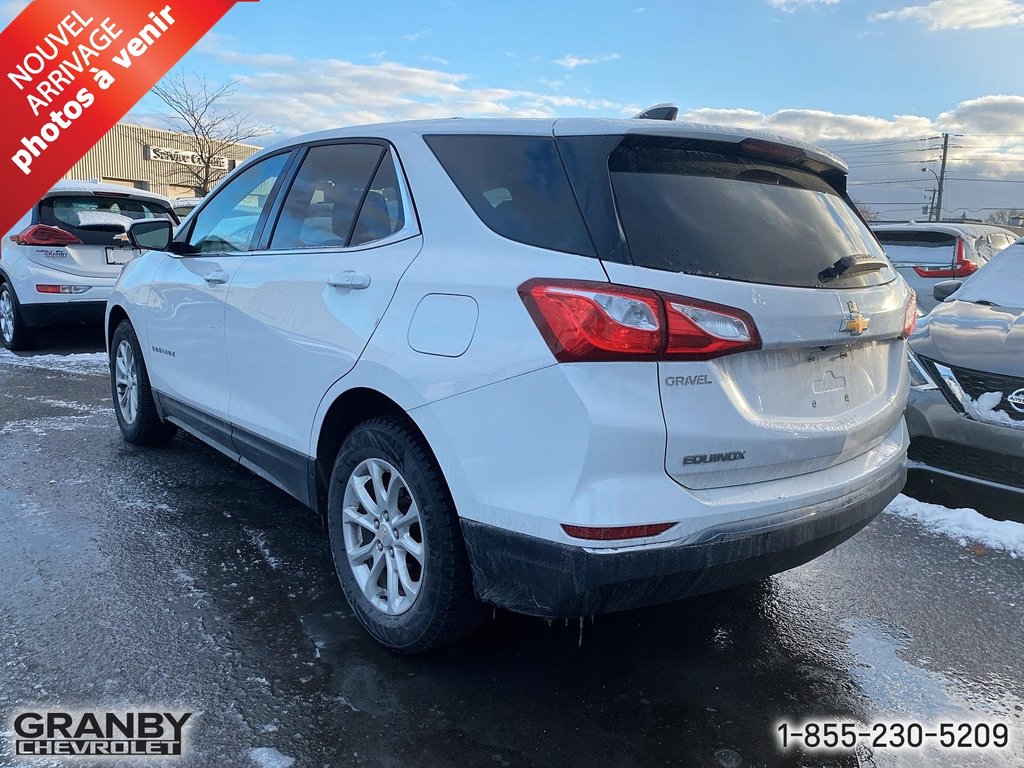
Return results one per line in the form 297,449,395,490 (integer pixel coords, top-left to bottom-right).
106,247,140,266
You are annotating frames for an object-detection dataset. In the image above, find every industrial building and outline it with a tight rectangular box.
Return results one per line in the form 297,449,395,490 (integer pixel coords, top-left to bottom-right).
63,122,261,200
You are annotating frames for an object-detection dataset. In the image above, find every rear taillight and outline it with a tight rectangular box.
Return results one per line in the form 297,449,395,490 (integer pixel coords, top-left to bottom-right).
900,290,918,339
562,522,674,540
519,279,761,362
912,239,978,278
663,298,760,360
15,224,82,246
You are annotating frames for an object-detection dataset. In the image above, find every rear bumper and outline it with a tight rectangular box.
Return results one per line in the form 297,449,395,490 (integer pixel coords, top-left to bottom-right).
461,458,906,618
19,300,107,328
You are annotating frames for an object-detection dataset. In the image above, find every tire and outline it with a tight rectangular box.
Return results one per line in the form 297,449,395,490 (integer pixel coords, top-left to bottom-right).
327,417,484,653
0,281,36,351
110,319,177,446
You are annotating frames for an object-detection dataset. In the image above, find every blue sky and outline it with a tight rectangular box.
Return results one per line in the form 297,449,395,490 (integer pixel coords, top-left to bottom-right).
180,0,1024,122
4,0,1024,218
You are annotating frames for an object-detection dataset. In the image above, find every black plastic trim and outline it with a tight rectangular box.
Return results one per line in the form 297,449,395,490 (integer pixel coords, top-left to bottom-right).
155,392,314,507
460,462,905,618
18,300,106,328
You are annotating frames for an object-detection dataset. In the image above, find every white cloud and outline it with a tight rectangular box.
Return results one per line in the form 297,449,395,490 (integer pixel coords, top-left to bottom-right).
553,53,620,68
766,0,840,12
870,0,1024,30
677,106,932,143
402,29,429,41
196,48,633,137
422,55,449,66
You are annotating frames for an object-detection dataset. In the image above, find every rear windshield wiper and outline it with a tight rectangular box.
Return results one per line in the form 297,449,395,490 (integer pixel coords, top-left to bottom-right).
819,254,889,282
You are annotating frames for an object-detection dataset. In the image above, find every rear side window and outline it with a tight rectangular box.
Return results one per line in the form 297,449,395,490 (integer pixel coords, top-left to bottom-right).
605,138,890,288
39,195,175,246
270,143,385,250
875,230,956,266
425,134,594,256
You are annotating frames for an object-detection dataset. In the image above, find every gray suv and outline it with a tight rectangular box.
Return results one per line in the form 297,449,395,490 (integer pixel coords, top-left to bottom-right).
906,242,1024,495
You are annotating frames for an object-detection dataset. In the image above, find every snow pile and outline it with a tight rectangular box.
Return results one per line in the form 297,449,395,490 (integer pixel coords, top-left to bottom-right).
249,747,295,768
0,349,106,375
971,391,1019,428
885,494,1024,558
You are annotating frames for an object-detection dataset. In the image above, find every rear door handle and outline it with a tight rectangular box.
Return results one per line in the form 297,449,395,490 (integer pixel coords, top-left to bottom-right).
203,269,230,285
328,271,371,290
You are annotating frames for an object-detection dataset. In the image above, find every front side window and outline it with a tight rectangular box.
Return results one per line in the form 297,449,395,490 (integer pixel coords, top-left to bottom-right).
187,153,290,253
269,143,388,250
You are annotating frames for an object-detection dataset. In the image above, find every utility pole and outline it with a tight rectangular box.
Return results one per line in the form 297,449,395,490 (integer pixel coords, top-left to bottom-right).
925,188,937,221
935,133,950,222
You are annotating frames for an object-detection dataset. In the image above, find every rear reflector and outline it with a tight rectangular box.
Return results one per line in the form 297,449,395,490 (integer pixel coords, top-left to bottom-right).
562,522,674,541
15,224,82,246
519,278,761,362
36,284,90,294
912,238,978,278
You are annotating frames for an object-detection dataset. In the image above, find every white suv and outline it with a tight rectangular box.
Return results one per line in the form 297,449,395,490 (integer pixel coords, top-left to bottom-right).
0,180,177,350
107,118,915,652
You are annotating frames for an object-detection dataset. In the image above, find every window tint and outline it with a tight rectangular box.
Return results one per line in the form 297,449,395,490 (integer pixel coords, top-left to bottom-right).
604,138,890,289
188,153,289,253
425,134,594,256
40,195,175,247
350,150,407,247
270,144,384,250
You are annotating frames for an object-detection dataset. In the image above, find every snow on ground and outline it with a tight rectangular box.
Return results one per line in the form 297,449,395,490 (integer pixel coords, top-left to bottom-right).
248,747,296,768
886,494,1024,558
0,349,106,375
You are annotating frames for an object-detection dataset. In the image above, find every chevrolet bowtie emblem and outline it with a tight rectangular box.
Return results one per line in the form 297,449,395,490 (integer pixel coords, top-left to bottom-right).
842,313,870,335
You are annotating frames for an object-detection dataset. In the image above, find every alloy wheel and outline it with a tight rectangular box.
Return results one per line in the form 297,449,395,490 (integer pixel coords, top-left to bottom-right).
114,340,139,425
342,458,425,615
0,289,14,345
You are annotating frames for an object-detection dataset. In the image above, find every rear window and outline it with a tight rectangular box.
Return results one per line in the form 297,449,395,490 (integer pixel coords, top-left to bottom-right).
605,138,891,288
40,195,176,246
425,134,594,256
874,230,956,266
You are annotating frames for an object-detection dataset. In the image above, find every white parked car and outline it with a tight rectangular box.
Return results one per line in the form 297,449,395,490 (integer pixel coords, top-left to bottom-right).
171,196,204,218
0,180,177,350
872,221,1018,313
106,118,915,652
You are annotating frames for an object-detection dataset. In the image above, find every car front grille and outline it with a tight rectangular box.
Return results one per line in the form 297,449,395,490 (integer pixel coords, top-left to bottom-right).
908,436,1024,490
922,359,1024,423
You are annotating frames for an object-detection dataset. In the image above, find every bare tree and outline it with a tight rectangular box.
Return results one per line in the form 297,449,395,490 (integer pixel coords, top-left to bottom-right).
852,199,880,222
146,70,268,195
985,208,1024,226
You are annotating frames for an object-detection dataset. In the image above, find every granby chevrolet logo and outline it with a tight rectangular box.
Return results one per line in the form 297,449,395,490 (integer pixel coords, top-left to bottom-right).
12,710,192,757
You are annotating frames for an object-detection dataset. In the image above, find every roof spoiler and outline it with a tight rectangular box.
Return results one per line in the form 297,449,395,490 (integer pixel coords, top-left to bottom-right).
632,103,678,121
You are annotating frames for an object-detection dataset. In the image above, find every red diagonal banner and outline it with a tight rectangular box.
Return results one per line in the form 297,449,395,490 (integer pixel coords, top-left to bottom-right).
0,0,257,237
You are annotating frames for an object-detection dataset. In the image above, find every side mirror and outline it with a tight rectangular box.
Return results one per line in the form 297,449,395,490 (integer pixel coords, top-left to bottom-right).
933,280,962,303
127,218,173,252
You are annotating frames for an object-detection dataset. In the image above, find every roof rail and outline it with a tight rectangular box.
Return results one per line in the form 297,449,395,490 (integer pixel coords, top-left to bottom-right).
632,103,678,121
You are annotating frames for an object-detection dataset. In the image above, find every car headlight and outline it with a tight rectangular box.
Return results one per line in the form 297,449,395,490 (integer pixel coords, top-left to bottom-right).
908,350,937,390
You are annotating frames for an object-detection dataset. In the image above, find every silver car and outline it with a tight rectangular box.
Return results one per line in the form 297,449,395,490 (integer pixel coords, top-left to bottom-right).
906,242,1024,496
873,222,1018,313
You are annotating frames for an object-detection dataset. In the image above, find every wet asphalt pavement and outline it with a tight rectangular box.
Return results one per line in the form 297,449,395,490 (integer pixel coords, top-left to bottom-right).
1,326,1023,768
